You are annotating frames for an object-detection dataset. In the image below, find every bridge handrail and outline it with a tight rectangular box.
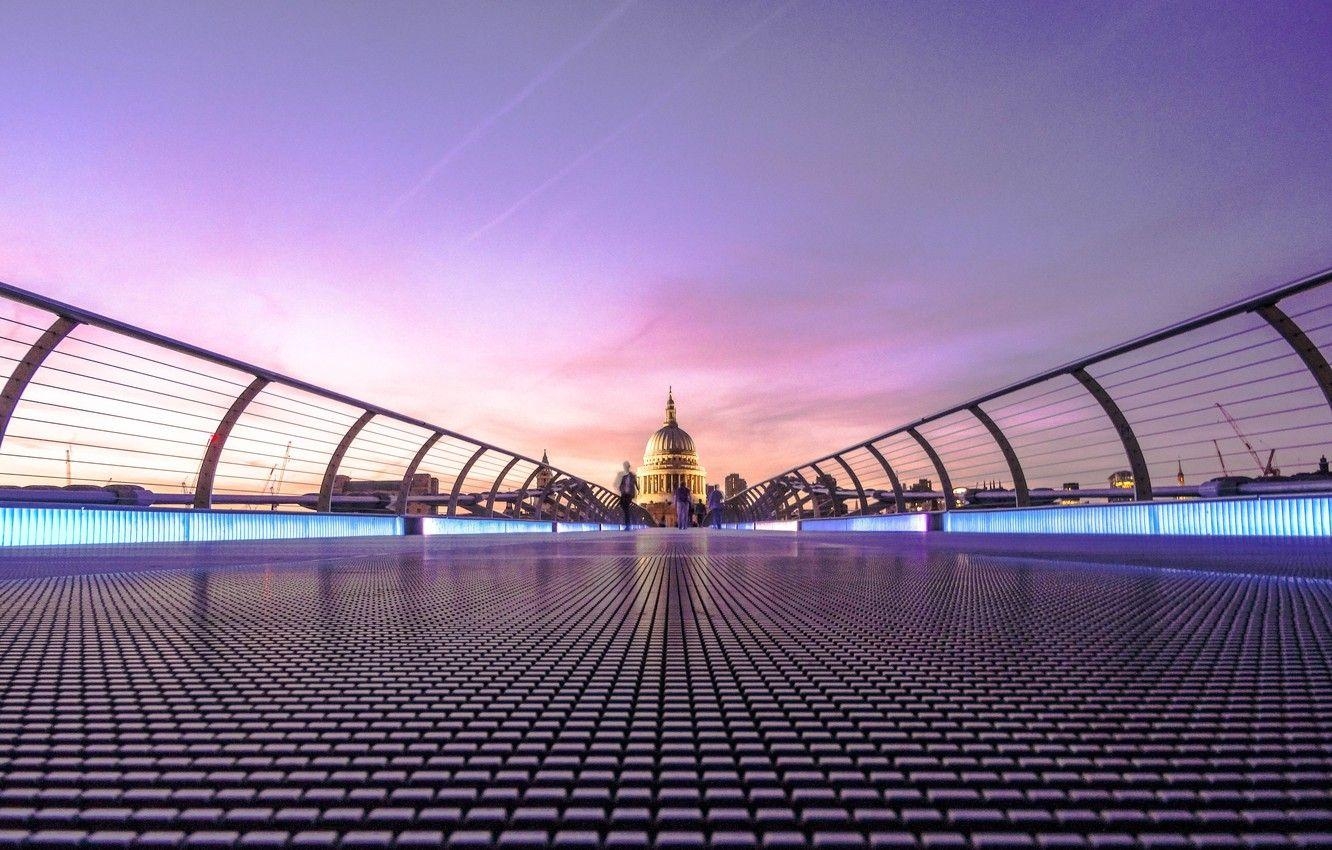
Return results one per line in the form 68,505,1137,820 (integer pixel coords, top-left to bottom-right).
0,280,647,524
730,266,1332,522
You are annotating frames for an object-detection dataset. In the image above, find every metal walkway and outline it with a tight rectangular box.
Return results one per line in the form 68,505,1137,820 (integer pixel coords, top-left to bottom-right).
1,531,1330,848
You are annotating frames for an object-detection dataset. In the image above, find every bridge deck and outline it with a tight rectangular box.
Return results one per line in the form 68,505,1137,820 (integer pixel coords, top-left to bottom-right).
1,530,1330,848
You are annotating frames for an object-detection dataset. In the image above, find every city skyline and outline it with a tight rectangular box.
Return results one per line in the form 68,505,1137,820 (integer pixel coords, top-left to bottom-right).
3,2,1330,487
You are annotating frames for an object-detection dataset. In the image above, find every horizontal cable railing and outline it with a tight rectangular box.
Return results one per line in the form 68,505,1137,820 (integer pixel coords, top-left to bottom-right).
0,281,645,525
731,266,1332,522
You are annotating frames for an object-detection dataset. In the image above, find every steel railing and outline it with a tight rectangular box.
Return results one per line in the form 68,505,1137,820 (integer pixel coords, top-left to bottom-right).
731,266,1332,522
0,280,652,525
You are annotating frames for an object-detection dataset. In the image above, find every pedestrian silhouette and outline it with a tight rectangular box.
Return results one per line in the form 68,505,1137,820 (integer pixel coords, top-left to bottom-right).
673,481,692,530
613,461,638,531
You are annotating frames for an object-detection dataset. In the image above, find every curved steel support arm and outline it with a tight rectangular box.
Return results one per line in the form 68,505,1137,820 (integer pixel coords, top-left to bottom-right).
735,491,756,522
907,427,956,510
1258,304,1332,418
484,455,522,517
0,316,79,452
396,431,444,516
318,411,376,512
767,483,794,520
549,478,588,522
967,404,1029,507
809,462,837,517
790,469,819,518
554,480,586,521
1072,367,1152,501
534,474,564,521
193,377,270,509
776,481,801,520
864,443,907,513
575,482,607,522
514,465,544,518
746,488,768,522
447,446,489,517
831,454,869,515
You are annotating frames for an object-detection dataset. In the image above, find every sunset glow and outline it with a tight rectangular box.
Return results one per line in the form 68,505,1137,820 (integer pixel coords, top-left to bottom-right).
3,2,1330,489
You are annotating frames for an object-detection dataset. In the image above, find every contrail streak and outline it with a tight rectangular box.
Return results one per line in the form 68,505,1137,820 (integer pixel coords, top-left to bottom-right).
464,0,799,244
386,0,637,216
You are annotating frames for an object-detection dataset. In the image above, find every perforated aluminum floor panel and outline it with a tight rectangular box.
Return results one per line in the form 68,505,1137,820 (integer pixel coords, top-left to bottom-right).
1,530,1330,848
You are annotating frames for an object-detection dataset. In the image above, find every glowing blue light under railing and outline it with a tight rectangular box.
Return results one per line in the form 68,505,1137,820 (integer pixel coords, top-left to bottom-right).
941,496,1332,537
799,514,930,533
419,517,556,535
555,522,606,533
0,505,403,547
753,520,799,532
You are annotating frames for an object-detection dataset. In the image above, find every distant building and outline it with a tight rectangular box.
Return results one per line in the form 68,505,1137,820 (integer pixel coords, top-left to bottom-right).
1108,470,1134,502
1056,481,1081,506
529,450,554,517
636,389,707,527
331,473,438,515
534,450,553,490
906,477,938,511
724,473,747,500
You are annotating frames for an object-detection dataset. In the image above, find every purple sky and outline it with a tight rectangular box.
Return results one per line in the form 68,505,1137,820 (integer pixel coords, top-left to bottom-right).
2,1,1330,487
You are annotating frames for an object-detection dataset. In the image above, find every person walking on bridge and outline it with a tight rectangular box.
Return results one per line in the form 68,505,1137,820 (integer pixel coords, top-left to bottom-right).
673,481,692,530
707,485,723,529
614,462,638,531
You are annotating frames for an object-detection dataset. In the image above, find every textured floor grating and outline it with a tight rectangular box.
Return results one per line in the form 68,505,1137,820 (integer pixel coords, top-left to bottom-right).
0,530,1330,848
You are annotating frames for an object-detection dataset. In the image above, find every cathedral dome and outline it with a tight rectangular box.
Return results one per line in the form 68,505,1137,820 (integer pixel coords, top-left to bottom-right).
645,423,696,458
635,389,708,524
642,389,699,464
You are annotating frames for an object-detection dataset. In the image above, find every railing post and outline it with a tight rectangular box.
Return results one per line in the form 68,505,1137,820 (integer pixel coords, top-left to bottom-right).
831,455,869,515
1072,367,1153,501
1257,303,1332,418
193,377,269,509
0,316,79,453
534,474,563,521
770,482,796,520
741,487,765,521
736,491,755,522
809,463,837,517
396,431,444,515
967,403,1029,507
907,428,956,510
778,480,802,519
318,411,376,512
863,444,906,514
556,480,586,522
484,455,522,517
589,485,618,522
513,465,545,518
583,483,612,522
447,446,488,517
747,488,766,521
791,470,820,518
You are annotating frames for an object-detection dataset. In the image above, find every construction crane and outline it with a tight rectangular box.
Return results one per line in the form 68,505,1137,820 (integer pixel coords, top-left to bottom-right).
1214,403,1279,477
263,442,293,510
1212,439,1229,477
